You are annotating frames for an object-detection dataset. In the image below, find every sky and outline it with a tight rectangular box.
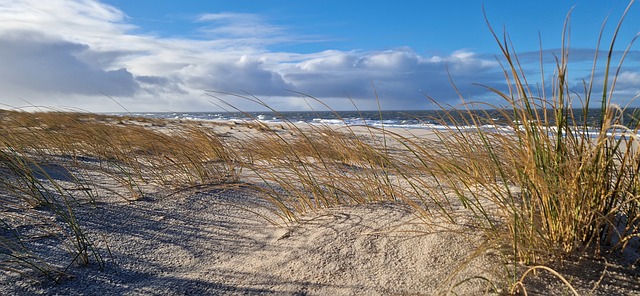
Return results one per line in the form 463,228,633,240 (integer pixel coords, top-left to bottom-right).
0,0,639,112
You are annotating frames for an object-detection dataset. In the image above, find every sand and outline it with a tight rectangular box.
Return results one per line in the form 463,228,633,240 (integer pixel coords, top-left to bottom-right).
1,121,639,295
1,188,497,294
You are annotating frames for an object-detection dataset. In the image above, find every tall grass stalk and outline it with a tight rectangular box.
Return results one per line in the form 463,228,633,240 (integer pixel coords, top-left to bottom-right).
0,110,238,280
207,91,401,222
394,2,640,268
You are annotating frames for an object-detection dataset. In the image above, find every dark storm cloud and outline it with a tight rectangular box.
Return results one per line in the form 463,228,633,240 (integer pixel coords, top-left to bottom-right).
0,31,139,96
184,56,295,96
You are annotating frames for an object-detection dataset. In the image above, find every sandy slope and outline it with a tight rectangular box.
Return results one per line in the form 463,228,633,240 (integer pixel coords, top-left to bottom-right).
1,181,503,295
3,183,639,295
1,122,639,295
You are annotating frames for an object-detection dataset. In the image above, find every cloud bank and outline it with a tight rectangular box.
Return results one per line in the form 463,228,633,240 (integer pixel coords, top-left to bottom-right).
0,0,637,112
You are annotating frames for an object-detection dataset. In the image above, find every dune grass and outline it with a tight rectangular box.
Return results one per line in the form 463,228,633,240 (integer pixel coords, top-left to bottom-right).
377,3,640,292
216,105,400,222
440,3,640,263
212,1,640,290
0,110,240,280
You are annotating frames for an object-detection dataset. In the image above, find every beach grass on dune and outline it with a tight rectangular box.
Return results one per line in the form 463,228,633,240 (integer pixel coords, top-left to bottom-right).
222,108,400,222
388,3,640,290
217,1,640,290
0,111,240,280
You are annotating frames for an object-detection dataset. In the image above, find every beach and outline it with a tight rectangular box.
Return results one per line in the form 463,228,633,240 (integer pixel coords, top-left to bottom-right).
1,114,639,295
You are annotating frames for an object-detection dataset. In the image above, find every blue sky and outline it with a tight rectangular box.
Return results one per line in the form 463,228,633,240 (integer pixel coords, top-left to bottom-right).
0,0,639,112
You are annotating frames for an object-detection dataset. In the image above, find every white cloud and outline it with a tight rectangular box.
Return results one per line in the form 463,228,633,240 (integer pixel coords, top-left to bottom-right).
616,71,640,84
598,71,640,104
282,48,503,109
0,0,516,112
0,0,133,45
196,12,286,39
360,49,424,70
297,50,360,71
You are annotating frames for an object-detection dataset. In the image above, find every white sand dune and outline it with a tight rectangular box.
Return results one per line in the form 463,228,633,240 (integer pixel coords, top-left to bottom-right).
1,122,639,295
3,182,500,295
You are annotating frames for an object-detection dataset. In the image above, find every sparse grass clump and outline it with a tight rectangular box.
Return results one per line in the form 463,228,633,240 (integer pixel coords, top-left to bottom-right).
0,110,239,280
389,3,640,291
224,111,401,222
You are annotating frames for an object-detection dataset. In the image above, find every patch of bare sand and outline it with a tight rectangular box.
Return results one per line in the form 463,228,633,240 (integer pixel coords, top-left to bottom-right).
1,182,502,295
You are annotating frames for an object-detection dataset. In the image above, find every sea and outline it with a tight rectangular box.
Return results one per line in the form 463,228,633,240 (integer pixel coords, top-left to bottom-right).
118,109,639,133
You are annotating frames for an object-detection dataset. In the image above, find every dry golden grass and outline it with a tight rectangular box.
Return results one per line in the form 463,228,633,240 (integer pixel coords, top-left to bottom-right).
380,4,640,293
224,119,402,222
0,110,241,280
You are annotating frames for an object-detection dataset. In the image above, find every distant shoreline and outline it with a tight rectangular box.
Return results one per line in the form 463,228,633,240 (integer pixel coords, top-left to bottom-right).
108,107,632,128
